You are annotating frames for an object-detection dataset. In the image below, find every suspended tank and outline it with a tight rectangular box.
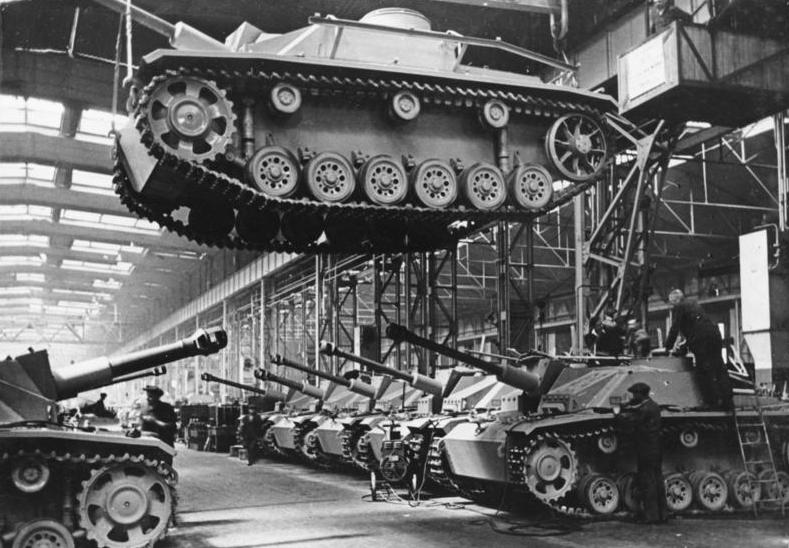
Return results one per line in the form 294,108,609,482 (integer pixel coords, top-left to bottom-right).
0,328,227,548
95,0,616,254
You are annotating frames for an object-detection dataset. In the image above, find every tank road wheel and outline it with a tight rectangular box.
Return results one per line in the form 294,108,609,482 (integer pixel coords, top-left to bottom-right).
664,473,693,513
411,159,458,209
460,163,507,210
524,437,578,503
545,113,608,182
580,474,620,515
11,457,51,493
12,519,75,548
246,146,300,198
725,470,760,509
145,76,236,163
508,164,554,210
360,155,409,205
759,470,789,504
78,464,172,548
617,472,641,513
304,152,356,203
689,471,728,512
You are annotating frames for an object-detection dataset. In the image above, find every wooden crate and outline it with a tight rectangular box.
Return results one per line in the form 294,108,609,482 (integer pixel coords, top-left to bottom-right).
618,21,789,126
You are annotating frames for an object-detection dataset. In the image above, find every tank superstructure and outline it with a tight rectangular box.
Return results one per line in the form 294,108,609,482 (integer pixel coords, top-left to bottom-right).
94,0,618,253
0,328,227,548
387,322,789,516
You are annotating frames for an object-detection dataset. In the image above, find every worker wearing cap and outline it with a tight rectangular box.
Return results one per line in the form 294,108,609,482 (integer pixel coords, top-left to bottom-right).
615,382,668,523
664,289,733,410
238,406,263,466
139,385,177,446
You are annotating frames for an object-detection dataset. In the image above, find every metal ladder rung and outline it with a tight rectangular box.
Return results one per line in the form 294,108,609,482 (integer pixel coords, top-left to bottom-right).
744,460,772,465
740,440,766,446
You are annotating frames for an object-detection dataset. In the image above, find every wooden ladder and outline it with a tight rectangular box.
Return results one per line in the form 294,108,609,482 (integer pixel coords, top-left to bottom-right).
733,405,786,516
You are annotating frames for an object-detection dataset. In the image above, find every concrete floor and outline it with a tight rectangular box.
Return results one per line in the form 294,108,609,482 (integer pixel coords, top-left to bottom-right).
160,448,789,548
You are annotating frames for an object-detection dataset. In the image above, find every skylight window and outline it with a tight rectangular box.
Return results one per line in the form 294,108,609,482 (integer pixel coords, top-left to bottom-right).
61,259,133,275
0,287,41,297
76,108,127,144
71,170,115,195
52,288,112,300
16,273,46,283
0,163,56,186
0,205,52,221
0,256,44,267
0,234,49,248
93,279,122,290
60,210,160,234
0,95,63,135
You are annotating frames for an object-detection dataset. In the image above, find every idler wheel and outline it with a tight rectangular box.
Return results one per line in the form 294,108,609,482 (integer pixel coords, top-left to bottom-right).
246,146,300,198
524,437,578,503
188,204,235,240
411,159,457,209
11,457,50,493
579,473,620,515
617,472,641,513
280,211,324,247
664,472,693,512
235,208,279,245
460,162,507,211
724,470,760,509
759,470,789,504
12,519,74,548
360,155,409,205
545,113,608,182
270,83,302,114
689,470,728,512
481,99,509,128
304,152,356,203
390,91,421,121
145,75,236,162
509,163,554,210
77,463,172,548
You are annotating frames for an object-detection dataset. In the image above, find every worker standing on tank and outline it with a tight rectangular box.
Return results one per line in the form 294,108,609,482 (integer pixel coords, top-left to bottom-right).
139,385,177,446
664,289,733,410
239,406,263,466
615,382,668,524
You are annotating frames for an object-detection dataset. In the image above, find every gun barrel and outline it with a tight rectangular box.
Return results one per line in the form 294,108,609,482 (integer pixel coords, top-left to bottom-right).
201,373,269,397
272,354,378,399
255,369,324,400
113,366,166,385
52,328,227,399
273,355,350,386
386,323,540,395
319,341,442,397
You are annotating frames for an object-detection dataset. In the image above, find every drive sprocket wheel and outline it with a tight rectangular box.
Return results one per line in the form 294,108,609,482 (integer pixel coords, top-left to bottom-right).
12,519,74,548
545,113,608,182
524,437,578,503
78,463,172,548
145,75,236,163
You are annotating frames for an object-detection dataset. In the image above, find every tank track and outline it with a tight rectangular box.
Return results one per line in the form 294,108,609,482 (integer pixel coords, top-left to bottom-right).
114,66,612,254
0,449,177,547
508,419,787,519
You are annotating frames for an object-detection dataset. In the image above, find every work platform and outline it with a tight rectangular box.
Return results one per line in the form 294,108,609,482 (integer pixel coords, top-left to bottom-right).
619,21,789,126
